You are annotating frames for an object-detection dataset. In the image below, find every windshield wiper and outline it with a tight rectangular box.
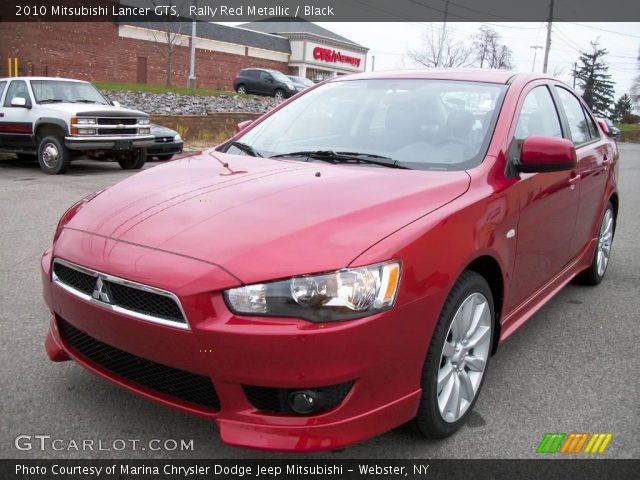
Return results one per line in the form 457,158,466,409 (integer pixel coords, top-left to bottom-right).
229,141,262,157
74,99,103,104
270,150,410,169
38,99,65,104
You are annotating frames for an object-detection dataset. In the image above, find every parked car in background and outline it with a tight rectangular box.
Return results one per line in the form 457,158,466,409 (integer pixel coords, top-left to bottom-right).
287,75,315,91
233,68,297,99
147,123,183,161
43,70,618,452
603,118,621,141
0,77,153,174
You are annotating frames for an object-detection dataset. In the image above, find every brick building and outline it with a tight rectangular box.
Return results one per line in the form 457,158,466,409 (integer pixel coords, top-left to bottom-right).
0,20,368,90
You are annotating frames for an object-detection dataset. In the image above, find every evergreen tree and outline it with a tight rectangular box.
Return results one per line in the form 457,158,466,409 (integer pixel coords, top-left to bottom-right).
610,94,633,123
575,41,615,117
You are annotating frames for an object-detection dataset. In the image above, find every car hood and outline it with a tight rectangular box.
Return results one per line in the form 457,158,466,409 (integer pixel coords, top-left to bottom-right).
37,103,147,117
151,124,178,136
63,151,470,284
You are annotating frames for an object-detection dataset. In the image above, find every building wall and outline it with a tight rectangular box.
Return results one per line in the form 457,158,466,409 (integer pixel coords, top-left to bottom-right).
0,22,290,90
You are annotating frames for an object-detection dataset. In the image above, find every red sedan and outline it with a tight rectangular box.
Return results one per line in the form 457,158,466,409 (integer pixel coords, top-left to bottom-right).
42,70,618,452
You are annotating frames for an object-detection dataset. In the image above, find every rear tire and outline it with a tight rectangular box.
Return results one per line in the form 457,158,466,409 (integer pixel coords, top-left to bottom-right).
410,271,494,439
117,148,146,170
37,135,71,174
575,202,615,285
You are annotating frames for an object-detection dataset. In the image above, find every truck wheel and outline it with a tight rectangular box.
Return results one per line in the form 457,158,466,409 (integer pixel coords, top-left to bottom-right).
38,136,71,174
118,148,147,170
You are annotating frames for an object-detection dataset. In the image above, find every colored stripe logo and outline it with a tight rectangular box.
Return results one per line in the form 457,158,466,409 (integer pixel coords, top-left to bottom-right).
537,433,612,454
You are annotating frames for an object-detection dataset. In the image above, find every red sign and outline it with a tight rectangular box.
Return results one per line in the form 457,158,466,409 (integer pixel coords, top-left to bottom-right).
313,47,361,67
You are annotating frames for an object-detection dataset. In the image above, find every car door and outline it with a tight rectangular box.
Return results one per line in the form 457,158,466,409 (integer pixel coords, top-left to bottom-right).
507,83,580,310
258,71,274,95
0,79,36,151
553,86,612,259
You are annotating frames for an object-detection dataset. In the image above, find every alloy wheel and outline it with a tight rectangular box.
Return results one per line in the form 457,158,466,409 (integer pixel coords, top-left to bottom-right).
437,292,492,423
596,208,614,277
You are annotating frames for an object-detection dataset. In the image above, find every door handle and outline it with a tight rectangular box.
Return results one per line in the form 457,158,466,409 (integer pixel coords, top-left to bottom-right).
569,173,581,190
603,155,610,171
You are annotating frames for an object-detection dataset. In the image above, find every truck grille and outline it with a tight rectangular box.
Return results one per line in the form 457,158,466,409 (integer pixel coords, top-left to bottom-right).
52,259,188,329
59,319,220,410
98,118,138,125
97,128,139,135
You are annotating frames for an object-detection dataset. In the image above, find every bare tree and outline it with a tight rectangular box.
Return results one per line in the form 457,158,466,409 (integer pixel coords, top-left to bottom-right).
149,1,186,87
473,26,514,70
407,26,474,69
631,46,640,109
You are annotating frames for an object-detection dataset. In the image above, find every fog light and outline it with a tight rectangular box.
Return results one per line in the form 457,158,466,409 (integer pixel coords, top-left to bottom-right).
77,128,96,135
288,390,322,415
139,128,150,134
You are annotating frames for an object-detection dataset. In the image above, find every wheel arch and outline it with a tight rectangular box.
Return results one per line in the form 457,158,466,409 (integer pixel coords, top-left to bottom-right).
35,119,68,138
463,255,504,355
609,191,619,225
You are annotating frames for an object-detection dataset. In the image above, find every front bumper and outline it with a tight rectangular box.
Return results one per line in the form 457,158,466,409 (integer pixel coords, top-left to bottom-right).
65,135,155,151
42,230,433,451
147,141,184,157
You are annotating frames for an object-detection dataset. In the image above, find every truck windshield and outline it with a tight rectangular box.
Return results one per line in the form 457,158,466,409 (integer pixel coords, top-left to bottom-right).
30,80,109,105
227,79,507,171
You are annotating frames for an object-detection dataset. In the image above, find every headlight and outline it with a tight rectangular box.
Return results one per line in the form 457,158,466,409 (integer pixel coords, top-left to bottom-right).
138,118,150,125
75,117,96,125
224,261,401,322
174,134,182,142
286,83,295,90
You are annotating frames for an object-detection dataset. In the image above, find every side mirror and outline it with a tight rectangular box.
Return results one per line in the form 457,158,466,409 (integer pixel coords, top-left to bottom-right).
596,118,620,140
518,135,577,173
234,120,253,135
111,100,121,108
596,118,610,134
10,97,28,108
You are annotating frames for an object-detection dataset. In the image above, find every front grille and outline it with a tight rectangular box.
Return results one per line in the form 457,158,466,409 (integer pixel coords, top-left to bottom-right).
243,382,353,415
155,136,175,143
106,281,184,322
59,319,220,410
52,259,188,328
98,128,139,135
98,117,138,125
53,262,96,296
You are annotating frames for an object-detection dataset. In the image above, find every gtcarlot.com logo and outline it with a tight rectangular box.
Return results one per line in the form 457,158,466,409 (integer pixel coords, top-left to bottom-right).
536,432,613,454
14,435,194,452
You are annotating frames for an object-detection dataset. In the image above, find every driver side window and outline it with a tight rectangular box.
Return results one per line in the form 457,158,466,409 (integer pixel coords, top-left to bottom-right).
514,86,563,141
3,80,31,108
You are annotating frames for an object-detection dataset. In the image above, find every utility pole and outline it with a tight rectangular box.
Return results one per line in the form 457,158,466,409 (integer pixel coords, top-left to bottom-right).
542,0,554,74
530,45,543,72
188,2,197,89
371,55,376,72
436,0,449,68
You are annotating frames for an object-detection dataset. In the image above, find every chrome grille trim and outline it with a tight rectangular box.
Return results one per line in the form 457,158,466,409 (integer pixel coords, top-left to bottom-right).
52,258,190,330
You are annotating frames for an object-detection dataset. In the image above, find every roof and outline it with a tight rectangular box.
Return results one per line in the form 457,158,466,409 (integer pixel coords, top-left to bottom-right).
120,21,291,54
337,69,554,84
0,77,89,83
239,18,365,49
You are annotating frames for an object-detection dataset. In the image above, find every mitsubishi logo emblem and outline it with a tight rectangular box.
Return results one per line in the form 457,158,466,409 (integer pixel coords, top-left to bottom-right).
92,276,111,303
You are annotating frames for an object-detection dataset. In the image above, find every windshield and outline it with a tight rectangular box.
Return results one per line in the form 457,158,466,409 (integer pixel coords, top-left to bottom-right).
226,79,507,171
270,71,292,83
30,80,109,105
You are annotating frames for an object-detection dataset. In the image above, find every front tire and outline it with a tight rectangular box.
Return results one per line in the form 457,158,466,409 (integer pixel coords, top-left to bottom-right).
37,136,71,174
155,154,174,161
575,202,615,285
236,84,247,94
274,88,285,100
118,148,146,170
410,271,494,439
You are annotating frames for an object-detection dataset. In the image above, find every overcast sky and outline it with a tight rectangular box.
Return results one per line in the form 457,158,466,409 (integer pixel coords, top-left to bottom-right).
314,22,639,100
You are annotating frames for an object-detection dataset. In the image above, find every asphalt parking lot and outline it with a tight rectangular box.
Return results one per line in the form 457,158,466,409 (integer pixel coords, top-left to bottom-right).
1,146,639,460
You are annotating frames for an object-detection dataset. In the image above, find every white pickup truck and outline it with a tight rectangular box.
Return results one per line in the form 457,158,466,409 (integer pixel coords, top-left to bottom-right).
0,76,154,174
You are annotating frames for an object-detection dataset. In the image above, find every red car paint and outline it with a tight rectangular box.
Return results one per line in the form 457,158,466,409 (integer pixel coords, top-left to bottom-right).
43,70,618,452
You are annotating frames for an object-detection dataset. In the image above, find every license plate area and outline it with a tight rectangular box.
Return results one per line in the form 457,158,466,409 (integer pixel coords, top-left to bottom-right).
114,140,132,150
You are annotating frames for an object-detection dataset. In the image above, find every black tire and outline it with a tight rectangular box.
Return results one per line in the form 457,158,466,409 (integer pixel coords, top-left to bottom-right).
155,154,174,161
117,148,147,170
236,84,247,94
37,135,71,174
410,270,494,439
574,202,615,286
274,88,285,100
